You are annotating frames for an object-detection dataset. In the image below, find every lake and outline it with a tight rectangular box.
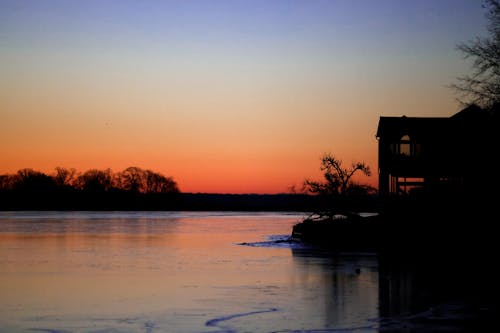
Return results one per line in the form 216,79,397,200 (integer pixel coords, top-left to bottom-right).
1,211,484,333
0,211,383,333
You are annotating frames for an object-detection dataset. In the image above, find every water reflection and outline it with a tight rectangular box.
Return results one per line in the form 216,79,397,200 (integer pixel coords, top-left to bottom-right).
1,212,492,332
0,211,182,235
291,248,380,330
377,252,495,332
289,247,493,332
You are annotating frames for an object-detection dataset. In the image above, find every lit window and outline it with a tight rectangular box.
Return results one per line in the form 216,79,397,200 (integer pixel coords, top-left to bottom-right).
399,135,411,156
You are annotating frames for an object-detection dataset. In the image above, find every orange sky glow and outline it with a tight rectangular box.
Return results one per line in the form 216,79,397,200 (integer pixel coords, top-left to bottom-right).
0,1,488,193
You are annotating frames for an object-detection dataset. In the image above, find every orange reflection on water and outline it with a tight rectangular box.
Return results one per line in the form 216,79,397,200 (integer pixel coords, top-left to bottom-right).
0,212,379,332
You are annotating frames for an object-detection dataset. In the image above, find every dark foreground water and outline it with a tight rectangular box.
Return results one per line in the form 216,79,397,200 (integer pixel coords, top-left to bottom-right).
0,211,492,332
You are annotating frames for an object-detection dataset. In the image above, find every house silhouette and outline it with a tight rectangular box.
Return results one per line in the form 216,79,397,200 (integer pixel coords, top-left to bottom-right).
376,104,499,199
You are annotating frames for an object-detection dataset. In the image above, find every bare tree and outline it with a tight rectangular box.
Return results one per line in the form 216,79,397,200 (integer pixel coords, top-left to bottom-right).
304,153,372,196
118,166,145,193
2,166,179,195
76,169,114,192
53,167,77,188
0,174,14,191
144,169,179,194
12,168,56,192
115,167,179,194
452,0,500,108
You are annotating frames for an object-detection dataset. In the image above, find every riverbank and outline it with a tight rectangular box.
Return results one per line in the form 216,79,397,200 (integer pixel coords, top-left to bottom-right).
0,191,378,212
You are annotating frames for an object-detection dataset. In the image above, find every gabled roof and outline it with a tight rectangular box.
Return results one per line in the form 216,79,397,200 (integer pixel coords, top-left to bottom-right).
376,116,448,141
376,104,493,141
450,104,483,118
450,104,488,122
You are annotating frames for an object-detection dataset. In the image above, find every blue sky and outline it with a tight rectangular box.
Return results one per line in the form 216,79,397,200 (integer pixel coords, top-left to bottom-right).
0,0,490,193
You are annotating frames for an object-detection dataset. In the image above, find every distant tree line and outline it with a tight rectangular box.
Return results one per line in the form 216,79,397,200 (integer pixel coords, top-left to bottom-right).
0,162,379,211
0,167,179,210
0,166,179,194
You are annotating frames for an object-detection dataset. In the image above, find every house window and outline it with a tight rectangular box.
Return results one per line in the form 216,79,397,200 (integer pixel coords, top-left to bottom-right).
399,135,411,156
397,177,424,194
389,135,420,156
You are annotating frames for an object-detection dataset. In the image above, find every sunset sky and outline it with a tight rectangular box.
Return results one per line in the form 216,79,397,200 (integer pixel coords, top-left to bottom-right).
0,0,488,194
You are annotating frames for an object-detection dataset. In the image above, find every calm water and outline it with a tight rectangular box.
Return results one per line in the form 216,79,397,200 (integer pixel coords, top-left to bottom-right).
0,211,380,333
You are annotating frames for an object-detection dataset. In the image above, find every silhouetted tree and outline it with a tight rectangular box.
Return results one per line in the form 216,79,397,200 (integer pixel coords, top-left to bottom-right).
0,166,180,209
453,0,500,108
0,174,14,191
304,153,372,196
143,169,179,193
52,167,78,188
76,169,114,193
12,168,56,193
116,167,179,194
118,166,144,193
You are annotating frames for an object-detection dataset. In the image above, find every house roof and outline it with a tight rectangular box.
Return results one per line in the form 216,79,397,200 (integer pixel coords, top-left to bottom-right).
376,104,491,141
376,116,448,141
450,104,484,119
